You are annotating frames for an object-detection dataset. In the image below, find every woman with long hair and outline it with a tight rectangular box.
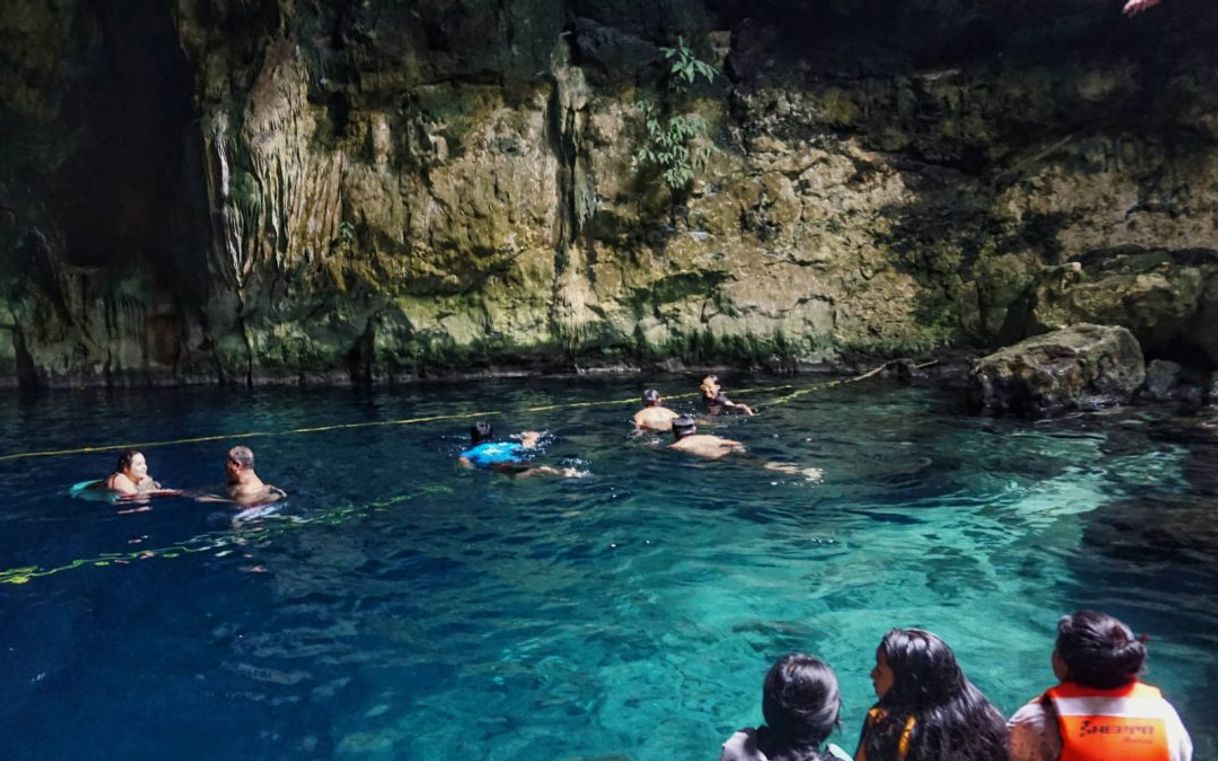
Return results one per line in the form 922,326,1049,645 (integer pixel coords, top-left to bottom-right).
721,653,851,761
854,628,1008,761
1008,610,1192,761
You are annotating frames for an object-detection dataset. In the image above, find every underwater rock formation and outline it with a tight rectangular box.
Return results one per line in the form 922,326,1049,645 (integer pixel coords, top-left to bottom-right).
2,0,1217,385
969,323,1145,416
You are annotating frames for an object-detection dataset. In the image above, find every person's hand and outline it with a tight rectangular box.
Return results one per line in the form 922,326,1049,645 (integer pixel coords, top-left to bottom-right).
518,431,543,448
740,404,755,416
1123,0,1161,17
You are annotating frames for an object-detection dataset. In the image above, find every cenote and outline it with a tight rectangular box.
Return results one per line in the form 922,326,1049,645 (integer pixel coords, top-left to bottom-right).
1,378,1215,760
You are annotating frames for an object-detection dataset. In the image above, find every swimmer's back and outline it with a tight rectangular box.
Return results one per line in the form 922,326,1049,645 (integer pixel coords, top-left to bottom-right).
460,441,526,468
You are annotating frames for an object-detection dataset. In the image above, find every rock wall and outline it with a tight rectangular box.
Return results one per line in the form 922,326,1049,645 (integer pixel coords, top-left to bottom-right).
1,0,1216,385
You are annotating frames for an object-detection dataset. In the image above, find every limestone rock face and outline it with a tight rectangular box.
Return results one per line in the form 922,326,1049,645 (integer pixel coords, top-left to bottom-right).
1000,248,1218,361
969,324,1146,417
1,0,1217,385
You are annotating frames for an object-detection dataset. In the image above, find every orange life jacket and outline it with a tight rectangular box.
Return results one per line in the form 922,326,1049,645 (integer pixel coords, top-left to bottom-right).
1045,681,1171,761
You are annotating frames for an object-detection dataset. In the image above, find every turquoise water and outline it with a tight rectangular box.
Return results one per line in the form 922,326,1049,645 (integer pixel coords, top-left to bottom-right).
0,378,1214,760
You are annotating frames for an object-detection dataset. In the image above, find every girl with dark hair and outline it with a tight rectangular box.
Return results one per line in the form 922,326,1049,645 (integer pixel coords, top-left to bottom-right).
854,628,1008,761
103,450,161,496
721,653,852,761
1007,610,1193,761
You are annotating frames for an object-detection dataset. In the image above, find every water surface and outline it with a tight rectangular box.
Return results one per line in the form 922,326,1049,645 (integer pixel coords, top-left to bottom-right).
1,378,1214,760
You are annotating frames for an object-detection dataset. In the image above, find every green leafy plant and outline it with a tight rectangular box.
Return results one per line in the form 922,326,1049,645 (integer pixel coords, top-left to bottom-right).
337,221,356,243
633,36,719,192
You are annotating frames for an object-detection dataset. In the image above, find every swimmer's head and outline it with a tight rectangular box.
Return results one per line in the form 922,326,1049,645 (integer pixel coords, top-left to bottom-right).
672,416,697,441
470,420,494,445
227,446,255,471
642,388,661,407
700,374,720,396
115,450,145,476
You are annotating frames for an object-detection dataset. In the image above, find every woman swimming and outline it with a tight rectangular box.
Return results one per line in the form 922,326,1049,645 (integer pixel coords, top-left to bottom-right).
855,628,1008,761
102,450,165,497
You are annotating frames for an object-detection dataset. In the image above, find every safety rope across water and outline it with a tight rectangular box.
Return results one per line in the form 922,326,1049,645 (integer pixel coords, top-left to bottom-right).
0,382,811,463
0,485,453,586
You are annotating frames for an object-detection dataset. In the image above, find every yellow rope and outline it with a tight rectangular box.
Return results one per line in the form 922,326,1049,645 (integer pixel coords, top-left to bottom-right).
0,486,449,585
0,369,891,463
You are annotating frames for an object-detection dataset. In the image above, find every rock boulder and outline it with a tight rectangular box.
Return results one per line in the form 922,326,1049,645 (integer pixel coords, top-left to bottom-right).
969,324,1145,417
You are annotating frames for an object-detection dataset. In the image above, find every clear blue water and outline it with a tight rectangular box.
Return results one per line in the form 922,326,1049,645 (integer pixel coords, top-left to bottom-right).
1,378,1215,761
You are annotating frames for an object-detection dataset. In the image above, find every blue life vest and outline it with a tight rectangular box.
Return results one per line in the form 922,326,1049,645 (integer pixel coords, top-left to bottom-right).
460,441,526,467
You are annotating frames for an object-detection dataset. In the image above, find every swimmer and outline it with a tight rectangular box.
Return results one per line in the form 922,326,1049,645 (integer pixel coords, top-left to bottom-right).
223,446,286,506
700,374,755,416
98,450,180,498
632,388,680,433
669,415,746,459
669,417,823,481
459,421,583,479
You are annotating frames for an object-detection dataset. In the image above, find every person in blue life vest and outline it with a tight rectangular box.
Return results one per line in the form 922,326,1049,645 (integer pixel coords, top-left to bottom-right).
720,653,853,761
854,628,1008,761
458,421,582,479
1007,610,1192,761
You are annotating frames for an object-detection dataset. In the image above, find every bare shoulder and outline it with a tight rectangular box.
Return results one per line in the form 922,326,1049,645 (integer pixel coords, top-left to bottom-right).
107,473,139,495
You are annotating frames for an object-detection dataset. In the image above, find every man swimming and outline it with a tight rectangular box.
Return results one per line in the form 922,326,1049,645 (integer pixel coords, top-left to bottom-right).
632,388,680,432
459,421,582,478
224,446,287,506
668,416,746,459
700,375,755,416
668,417,822,481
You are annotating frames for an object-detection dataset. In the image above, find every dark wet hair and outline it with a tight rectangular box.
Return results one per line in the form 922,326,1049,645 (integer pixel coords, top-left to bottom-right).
1055,610,1147,689
227,446,255,469
755,653,841,761
642,388,661,406
115,450,142,474
672,416,697,440
470,421,494,445
864,628,1008,761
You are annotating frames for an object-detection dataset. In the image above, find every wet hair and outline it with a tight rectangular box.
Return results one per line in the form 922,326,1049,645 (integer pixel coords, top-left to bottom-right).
642,388,661,406
470,421,494,445
700,374,720,396
1055,610,1147,689
671,416,697,441
227,446,255,470
755,653,841,761
864,628,1008,761
115,450,142,474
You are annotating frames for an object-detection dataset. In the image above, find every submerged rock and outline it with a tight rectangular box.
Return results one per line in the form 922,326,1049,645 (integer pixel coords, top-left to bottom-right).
1083,495,1218,565
969,324,1145,417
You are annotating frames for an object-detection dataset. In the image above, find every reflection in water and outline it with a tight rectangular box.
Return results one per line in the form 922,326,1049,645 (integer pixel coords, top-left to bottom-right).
0,381,1215,761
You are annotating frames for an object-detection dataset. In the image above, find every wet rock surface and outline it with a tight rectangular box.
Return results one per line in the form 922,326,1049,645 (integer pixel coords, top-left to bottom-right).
969,324,1146,417
1,0,1217,385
